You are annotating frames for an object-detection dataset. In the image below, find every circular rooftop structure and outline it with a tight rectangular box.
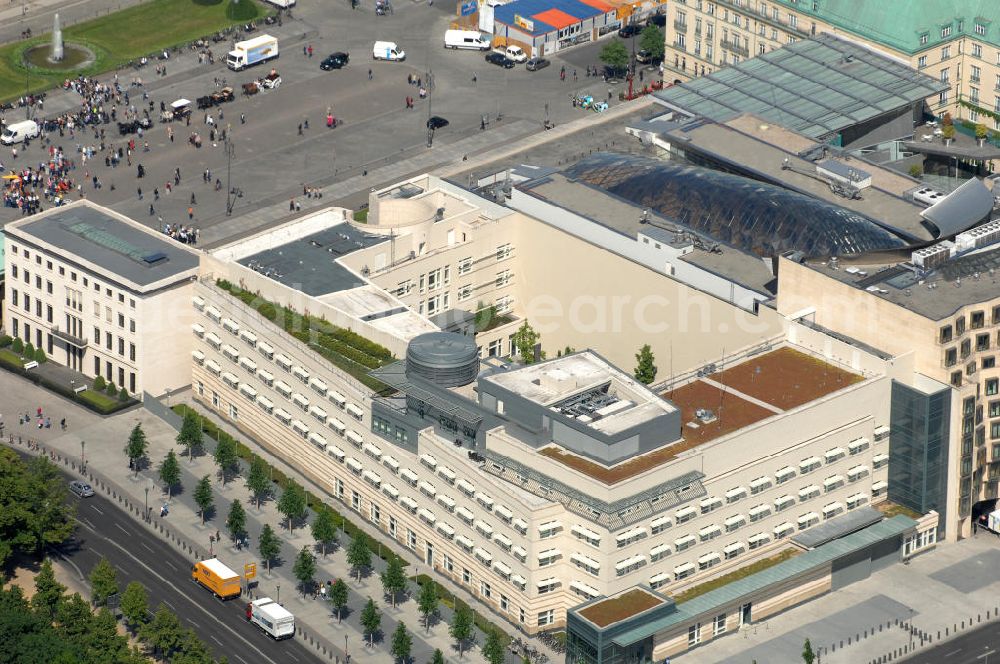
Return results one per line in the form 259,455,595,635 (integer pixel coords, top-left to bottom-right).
406,332,480,387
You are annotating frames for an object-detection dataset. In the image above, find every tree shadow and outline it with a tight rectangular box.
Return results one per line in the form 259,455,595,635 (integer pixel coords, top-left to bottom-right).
366,629,385,646
200,505,217,523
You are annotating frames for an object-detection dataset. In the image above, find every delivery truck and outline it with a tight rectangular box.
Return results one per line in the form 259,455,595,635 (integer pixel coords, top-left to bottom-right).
191,558,242,599
227,34,279,71
246,597,295,639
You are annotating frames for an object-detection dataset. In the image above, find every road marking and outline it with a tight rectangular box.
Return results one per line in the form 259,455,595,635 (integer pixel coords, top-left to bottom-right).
50,548,87,581
142,542,154,552
286,654,299,662
211,636,223,646
188,618,201,628
163,600,176,611
72,519,280,664
235,655,250,664
978,650,996,660
946,649,962,657
115,523,130,536
90,504,104,515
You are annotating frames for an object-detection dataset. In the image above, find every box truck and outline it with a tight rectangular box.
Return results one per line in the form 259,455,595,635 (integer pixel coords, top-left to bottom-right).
227,35,279,71
246,597,295,639
191,558,242,599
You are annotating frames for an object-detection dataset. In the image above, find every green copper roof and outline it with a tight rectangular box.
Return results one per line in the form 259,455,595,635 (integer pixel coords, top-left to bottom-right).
774,0,1000,54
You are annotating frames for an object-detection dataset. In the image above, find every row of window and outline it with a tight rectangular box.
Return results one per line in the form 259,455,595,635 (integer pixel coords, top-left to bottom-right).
8,245,137,308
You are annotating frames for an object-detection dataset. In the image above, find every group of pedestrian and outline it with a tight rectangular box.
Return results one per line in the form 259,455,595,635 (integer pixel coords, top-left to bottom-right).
2,147,77,214
161,222,200,244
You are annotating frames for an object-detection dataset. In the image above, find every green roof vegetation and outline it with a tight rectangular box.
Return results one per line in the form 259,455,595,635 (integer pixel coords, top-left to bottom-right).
670,549,800,604
876,501,922,520
215,279,393,393
773,0,1000,54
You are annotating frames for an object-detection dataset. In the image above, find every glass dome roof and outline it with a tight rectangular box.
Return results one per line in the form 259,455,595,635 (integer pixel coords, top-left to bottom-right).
563,153,910,258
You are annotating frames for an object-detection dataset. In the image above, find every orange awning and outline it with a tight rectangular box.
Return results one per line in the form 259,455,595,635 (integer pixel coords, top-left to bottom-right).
533,8,579,30
578,0,613,12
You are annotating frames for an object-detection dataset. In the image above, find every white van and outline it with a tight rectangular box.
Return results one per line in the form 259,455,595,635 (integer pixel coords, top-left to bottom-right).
373,41,406,61
1,120,39,145
444,30,490,51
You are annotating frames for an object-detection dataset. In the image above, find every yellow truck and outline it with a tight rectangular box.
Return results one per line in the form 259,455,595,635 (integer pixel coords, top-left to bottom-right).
191,558,242,599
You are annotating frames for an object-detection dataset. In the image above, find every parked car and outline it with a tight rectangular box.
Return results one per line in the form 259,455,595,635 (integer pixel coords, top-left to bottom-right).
647,13,666,27
525,57,550,71
636,49,662,64
320,52,350,70
426,116,449,130
69,480,95,498
618,24,641,38
485,52,515,68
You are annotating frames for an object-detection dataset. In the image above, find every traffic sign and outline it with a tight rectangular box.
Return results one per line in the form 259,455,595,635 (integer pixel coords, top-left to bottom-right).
244,562,256,580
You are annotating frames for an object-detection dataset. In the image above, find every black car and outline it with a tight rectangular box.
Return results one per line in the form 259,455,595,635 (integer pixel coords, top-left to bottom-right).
618,24,641,38
525,57,550,71
647,13,666,27
427,116,449,130
320,52,350,70
485,52,515,68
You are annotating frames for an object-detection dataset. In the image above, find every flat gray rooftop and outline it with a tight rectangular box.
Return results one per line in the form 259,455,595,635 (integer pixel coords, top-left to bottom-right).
12,203,199,287
238,223,385,297
792,506,883,549
806,243,1000,321
653,33,945,140
662,116,934,243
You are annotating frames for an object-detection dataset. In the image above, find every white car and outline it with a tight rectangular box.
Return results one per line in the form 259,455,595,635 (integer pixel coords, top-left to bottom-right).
69,480,95,498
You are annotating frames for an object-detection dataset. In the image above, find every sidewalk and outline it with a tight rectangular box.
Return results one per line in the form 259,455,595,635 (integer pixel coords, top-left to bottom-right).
178,390,561,664
0,369,499,664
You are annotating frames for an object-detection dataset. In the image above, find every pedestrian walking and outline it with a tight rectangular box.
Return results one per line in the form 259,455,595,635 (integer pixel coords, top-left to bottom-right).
149,203,154,215
154,188,159,200
302,45,307,56
188,206,194,220
307,44,313,58
298,123,303,135
368,68,373,80
137,187,143,200
240,112,246,124
190,193,197,205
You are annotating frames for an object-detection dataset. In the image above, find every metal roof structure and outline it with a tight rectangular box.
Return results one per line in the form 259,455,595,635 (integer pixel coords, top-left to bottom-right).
653,33,945,140
564,152,911,257
791,506,883,549
919,177,995,238
607,515,917,646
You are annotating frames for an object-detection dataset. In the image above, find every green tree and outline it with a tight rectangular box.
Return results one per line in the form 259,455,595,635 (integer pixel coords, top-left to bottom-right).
32,558,66,619
56,591,94,639
416,580,438,631
802,638,815,664
391,621,413,663
430,649,445,664
92,373,105,391
293,546,317,596
258,524,281,574
360,597,382,647
176,411,203,461
330,577,349,622
118,387,129,401
193,475,214,524
213,435,239,485
34,347,47,363
139,604,186,658
89,557,119,606
633,344,657,384
120,581,150,630
0,452,75,567
24,342,34,357
226,499,247,542
158,449,182,498
311,508,338,556
277,479,307,534
87,607,133,662
483,629,505,664
246,455,272,508
347,533,372,581
599,39,629,75
124,423,148,477
512,320,540,364
450,605,474,657
107,382,119,397
639,24,665,61
11,336,23,353
380,556,407,608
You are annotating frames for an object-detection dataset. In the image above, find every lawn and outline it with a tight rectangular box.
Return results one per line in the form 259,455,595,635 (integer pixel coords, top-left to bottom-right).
0,349,25,368
76,388,121,410
0,0,264,102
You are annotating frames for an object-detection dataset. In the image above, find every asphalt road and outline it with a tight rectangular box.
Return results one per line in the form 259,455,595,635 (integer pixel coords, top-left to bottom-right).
30,450,322,664
903,623,1000,664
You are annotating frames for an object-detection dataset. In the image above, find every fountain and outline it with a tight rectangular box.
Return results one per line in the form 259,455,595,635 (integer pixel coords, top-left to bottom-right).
50,13,63,62
21,14,94,71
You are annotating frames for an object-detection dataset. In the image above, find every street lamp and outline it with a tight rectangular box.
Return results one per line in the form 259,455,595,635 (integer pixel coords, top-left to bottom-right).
276,583,280,603
345,634,350,663
144,485,150,522
80,440,86,466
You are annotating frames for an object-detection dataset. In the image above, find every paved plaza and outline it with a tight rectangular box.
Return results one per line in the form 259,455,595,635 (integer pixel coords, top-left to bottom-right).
0,0,661,247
